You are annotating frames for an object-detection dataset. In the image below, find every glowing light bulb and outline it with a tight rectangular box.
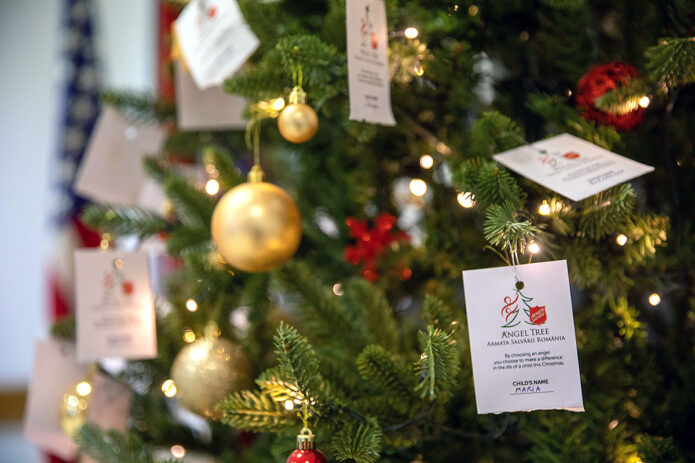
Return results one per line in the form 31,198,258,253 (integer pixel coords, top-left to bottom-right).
183,329,196,343
608,419,619,430
457,192,475,208
648,293,661,306
170,444,186,459
616,234,628,246
271,97,285,111
528,241,541,254
409,178,428,197
419,154,434,169
413,65,424,76
205,179,220,195
332,283,344,296
538,200,551,216
76,381,92,397
185,298,198,312
404,27,419,39
284,400,294,411
161,379,177,397
638,96,651,108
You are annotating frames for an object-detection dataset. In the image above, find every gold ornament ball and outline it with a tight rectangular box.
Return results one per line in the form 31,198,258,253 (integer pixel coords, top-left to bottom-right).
278,103,319,143
170,333,252,419
59,380,92,437
211,181,302,273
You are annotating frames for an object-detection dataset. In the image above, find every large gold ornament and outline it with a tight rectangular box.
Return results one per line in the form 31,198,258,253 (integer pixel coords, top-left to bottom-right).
278,86,318,143
170,323,252,419
59,380,92,437
211,166,302,273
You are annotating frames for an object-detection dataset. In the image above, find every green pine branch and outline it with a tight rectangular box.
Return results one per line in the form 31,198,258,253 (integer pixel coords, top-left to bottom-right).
422,295,455,329
75,424,161,463
100,90,175,124
332,420,383,463
483,202,539,254
163,176,216,228
220,390,297,431
578,184,635,240
594,78,650,115
646,37,695,90
273,323,324,402
81,204,170,239
356,345,416,399
344,279,399,351
414,326,460,401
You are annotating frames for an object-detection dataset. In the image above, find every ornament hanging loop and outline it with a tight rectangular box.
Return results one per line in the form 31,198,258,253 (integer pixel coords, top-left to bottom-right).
288,85,307,105
509,246,523,289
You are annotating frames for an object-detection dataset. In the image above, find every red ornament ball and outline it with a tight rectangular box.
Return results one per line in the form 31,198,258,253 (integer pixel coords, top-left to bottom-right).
287,449,327,463
575,62,645,131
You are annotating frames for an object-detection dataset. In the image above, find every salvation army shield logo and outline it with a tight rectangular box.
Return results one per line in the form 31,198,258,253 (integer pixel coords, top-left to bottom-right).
529,306,547,325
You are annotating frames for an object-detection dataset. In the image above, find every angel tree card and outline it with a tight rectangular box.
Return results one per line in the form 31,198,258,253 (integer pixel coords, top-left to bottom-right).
462,260,584,414
24,339,88,460
174,0,259,89
74,107,166,205
492,133,653,201
75,250,157,362
346,0,396,125
174,63,248,131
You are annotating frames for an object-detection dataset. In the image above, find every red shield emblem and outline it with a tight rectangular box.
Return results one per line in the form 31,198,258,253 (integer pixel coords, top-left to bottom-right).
563,151,580,160
529,306,547,325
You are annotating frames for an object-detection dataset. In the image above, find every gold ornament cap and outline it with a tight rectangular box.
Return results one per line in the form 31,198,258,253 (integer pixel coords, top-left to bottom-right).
288,86,307,105
297,428,316,450
248,164,265,183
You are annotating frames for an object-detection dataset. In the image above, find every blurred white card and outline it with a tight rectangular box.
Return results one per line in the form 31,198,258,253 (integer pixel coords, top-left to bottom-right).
74,107,166,205
346,0,395,126
492,133,653,202
75,250,157,362
174,0,259,89
23,339,88,460
462,260,584,414
87,373,133,431
175,63,248,131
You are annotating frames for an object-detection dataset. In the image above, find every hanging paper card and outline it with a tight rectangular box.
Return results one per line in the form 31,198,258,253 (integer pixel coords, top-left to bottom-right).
346,0,396,125
492,133,653,201
23,339,88,460
74,107,166,205
462,260,584,414
174,0,259,90
175,63,248,131
75,250,157,362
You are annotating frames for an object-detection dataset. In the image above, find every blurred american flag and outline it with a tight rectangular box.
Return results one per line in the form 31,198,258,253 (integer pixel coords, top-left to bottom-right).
48,0,100,352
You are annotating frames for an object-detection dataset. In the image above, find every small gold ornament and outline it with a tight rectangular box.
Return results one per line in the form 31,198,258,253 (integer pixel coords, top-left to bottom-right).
170,323,253,419
211,165,302,273
278,86,318,143
59,380,92,437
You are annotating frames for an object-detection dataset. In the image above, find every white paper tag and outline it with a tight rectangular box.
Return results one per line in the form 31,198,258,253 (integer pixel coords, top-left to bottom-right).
462,260,584,414
75,250,157,362
492,133,653,202
175,63,248,131
86,373,133,431
74,107,166,205
174,0,259,90
23,339,88,460
346,0,396,126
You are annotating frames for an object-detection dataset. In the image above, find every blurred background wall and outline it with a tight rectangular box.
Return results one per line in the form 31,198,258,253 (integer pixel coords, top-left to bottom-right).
0,0,157,460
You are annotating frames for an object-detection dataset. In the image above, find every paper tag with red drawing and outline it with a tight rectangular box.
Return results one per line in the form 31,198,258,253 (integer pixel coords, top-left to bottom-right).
492,133,653,201
75,250,157,362
174,0,259,89
462,260,584,414
346,0,396,126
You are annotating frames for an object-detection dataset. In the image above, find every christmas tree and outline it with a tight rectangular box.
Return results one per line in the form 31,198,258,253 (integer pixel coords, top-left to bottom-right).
51,0,695,462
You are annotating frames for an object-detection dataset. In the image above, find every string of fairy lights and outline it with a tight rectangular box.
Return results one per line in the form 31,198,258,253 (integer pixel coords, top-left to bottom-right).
84,17,660,462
